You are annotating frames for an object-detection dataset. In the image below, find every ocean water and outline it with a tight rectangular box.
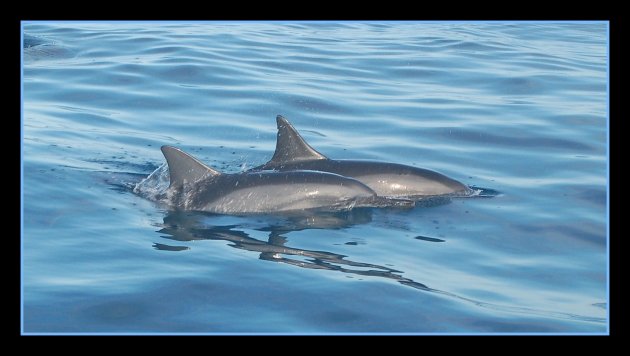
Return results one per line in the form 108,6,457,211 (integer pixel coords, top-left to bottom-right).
21,21,608,334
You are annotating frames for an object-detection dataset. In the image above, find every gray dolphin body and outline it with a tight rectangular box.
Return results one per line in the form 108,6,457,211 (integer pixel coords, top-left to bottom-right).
24,34,48,48
252,116,472,198
161,146,408,215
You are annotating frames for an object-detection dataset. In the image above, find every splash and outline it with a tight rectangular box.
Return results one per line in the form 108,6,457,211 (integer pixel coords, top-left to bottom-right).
132,163,170,203
464,186,502,198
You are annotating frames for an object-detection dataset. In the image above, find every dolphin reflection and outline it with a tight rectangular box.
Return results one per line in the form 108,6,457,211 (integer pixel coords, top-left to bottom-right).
152,209,605,324
155,209,431,291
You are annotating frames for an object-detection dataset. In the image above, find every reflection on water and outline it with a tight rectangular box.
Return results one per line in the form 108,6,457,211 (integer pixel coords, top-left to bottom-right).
156,209,430,290
154,209,604,324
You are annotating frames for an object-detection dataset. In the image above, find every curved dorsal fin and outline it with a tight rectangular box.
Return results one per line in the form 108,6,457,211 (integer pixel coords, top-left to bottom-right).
269,115,328,165
161,146,220,188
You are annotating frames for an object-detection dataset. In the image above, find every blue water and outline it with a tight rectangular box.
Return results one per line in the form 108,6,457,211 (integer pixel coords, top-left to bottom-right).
22,22,608,334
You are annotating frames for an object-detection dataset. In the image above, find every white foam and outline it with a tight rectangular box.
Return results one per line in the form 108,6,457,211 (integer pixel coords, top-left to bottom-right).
132,163,170,202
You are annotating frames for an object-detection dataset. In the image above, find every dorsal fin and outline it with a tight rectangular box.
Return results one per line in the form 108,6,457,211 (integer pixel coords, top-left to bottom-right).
161,146,220,188
269,115,328,165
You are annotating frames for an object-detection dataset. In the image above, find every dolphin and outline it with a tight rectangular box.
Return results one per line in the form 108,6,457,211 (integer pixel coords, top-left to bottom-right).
23,34,47,48
23,33,74,62
160,146,411,215
252,115,472,199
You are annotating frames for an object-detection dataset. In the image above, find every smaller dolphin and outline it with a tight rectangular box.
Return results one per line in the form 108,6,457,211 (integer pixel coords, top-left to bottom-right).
160,146,411,215
23,34,48,48
252,115,472,199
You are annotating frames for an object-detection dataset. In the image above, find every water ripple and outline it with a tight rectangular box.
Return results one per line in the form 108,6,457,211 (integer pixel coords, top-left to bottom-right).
23,22,607,333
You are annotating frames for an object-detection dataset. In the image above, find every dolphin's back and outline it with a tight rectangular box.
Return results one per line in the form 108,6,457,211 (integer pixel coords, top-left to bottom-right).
257,159,468,197
253,115,471,198
160,145,381,214
190,170,377,214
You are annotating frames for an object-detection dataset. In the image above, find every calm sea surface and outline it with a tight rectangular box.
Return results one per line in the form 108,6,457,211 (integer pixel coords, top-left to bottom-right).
22,22,608,334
